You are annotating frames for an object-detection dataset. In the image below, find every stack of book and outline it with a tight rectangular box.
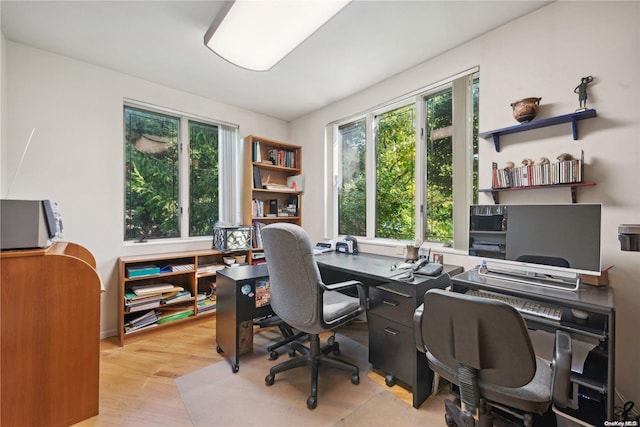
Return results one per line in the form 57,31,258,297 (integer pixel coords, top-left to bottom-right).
492,158,583,189
124,309,161,334
197,293,217,313
126,264,161,278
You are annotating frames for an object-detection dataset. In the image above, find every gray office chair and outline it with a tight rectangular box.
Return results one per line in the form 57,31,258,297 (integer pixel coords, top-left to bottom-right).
414,288,573,427
261,223,366,409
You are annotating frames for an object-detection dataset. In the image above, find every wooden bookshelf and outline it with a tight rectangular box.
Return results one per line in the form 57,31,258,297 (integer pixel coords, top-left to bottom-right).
117,249,246,346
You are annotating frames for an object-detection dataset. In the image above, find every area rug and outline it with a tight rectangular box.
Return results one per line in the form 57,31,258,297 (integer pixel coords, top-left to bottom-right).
176,332,388,427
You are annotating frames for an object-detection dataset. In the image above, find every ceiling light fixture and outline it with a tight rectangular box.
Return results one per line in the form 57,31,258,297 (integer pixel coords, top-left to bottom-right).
204,0,351,72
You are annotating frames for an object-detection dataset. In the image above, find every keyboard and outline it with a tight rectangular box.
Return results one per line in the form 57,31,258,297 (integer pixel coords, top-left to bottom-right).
465,289,562,321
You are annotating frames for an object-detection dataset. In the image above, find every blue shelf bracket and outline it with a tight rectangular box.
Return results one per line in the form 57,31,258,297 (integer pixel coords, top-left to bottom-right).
491,135,501,152
571,116,579,140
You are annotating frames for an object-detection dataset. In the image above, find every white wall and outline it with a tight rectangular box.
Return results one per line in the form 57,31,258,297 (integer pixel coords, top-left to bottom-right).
3,41,289,339
291,1,640,409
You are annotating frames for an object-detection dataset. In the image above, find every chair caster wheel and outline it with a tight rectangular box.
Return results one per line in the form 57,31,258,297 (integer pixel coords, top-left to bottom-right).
216,345,223,353
269,351,279,360
307,395,317,409
265,374,275,386
351,374,360,385
327,335,335,346
288,349,296,357
385,374,395,387
232,365,239,373
445,413,455,426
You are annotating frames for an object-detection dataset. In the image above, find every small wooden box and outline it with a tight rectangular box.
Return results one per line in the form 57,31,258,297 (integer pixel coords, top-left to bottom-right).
580,270,609,286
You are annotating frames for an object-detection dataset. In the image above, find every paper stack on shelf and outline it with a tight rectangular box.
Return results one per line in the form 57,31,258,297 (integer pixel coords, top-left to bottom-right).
124,292,162,313
124,309,161,334
161,290,193,305
131,283,183,296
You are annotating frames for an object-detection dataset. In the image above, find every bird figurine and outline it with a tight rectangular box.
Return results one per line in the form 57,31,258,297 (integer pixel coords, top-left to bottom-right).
521,158,534,166
538,157,550,164
502,161,515,169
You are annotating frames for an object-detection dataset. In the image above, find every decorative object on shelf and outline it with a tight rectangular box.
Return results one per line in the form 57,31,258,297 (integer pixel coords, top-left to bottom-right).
574,76,594,111
557,152,574,161
503,161,515,169
538,157,550,164
213,224,253,251
521,158,534,166
510,97,541,123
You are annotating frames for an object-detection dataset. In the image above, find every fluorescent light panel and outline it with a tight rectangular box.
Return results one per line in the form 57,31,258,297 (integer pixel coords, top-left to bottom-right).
204,0,350,71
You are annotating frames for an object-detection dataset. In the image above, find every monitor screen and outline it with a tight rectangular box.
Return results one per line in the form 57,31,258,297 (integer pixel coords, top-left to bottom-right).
469,204,602,276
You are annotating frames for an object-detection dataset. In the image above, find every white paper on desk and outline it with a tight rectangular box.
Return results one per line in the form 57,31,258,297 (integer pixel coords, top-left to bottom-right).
528,330,596,374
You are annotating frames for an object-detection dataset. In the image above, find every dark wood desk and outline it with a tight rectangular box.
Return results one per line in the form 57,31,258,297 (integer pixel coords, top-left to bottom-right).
216,253,463,408
316,252,463,408
451,269,615,424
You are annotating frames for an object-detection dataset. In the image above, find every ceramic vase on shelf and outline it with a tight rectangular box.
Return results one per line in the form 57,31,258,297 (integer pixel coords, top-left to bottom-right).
510,97,541,123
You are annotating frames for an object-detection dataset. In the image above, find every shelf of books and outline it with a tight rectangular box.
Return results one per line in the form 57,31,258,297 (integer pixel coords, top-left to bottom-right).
243,135,303,265
118,249,246,345
481,156,595,204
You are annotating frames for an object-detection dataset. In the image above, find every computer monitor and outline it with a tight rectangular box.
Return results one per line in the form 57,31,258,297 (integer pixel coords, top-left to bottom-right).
469,204,602,289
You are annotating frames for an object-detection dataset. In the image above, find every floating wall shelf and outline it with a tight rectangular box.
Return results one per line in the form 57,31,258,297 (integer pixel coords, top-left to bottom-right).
479,181,596,204
479,109,597,152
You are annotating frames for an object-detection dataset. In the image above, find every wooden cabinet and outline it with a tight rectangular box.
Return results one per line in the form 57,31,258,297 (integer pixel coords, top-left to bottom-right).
242,135,302,263
117,249,245,346
1,242,102,427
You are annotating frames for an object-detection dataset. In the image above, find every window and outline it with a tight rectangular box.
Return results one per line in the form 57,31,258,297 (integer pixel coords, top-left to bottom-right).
375,104,416,239
124,104,221,241
337,120,366,236
332,71,478,250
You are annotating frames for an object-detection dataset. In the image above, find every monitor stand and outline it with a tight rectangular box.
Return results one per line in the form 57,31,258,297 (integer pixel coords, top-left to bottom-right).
478,261,580,291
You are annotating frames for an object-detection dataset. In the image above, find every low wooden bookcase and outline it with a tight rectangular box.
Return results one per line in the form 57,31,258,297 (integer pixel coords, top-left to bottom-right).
118,249,246,346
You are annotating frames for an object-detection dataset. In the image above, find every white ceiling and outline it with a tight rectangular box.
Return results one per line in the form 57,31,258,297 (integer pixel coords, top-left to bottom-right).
1,1,550,122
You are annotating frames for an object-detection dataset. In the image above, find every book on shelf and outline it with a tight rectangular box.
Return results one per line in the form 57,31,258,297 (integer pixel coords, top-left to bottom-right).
263,184,296,192
161,290,193,305
125,294,162,313
253,165,263,189
253,140,262,162
197,263,226,275
131,283,183,296
157,308,194,324
126,264,160,278
252,221,266,248
158,263,194,273
124,309,161,333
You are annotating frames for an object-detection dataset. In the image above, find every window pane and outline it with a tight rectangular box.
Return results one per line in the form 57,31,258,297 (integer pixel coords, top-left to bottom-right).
338,120,367,236
189,121,219,237
375,105,415,239
425,88,453,243
472,79,479,204
124,107,179,241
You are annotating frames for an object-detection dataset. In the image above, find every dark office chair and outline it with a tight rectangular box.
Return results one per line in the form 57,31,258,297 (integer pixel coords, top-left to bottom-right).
414,288,573,427
253,314,306,360
261,223,366,409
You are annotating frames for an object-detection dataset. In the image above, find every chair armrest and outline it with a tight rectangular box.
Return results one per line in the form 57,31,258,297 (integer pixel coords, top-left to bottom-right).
413,303,426,353
319,280,367,329
551,330,572,408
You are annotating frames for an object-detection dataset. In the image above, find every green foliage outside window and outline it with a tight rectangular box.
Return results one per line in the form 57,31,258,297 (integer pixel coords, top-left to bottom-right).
338,120,366,236
375,105,416,240
189,121,219,237
125,108,180,240
124,107,219,241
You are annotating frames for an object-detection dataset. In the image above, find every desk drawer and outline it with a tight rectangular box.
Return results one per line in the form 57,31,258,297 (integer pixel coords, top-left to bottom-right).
368,284,416,324
368,314,415,386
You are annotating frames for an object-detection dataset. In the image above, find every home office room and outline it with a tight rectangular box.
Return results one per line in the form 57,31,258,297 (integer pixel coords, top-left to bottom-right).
1,1,638,426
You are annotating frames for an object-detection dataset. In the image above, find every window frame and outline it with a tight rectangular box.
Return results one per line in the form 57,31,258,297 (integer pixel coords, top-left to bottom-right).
123,99,237,244
328,68,478,252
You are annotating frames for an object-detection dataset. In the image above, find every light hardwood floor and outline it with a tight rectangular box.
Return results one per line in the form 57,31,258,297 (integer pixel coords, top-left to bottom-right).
76,317,433,426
